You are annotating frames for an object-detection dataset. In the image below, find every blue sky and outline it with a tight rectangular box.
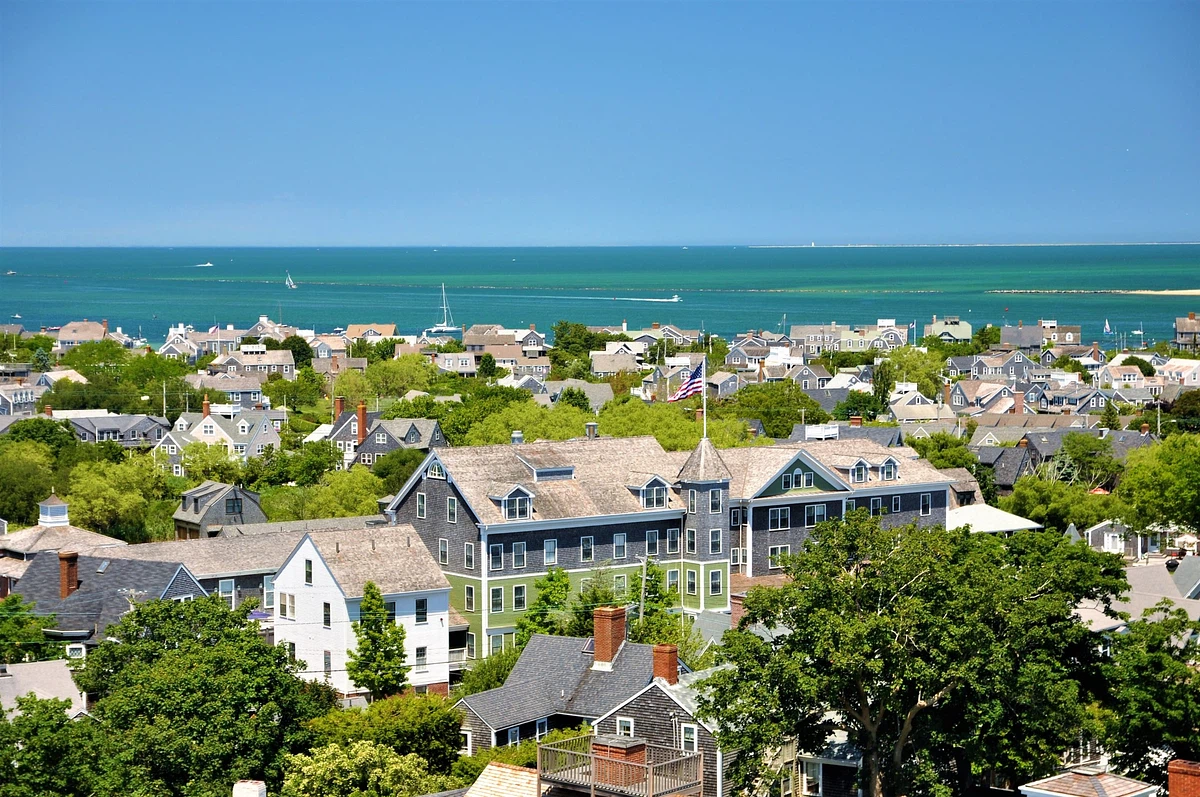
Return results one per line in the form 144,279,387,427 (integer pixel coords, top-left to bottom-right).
1,1,1197,246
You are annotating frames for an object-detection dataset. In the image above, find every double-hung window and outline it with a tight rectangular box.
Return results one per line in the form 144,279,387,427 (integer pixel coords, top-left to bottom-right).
643,484,667,508
685,528,697,554
709,529,721,554
617,717,635,737
681,724,698,753
505,495,530,520
892,496,902,513
464,543,475,570
415,646,427,672
710,569,722,595
465,585,475,612
730,507,742,527
415,598,428,624
920,493,932,516
769,545,790,567
263,575,274,609
491,587,503,613
667,528,680,554
322,602,331,628
581,536,594,563
710,489,721,513
304,559,313,585
513,585,526,611
512,542,526,568
686,569,697,595
536,718,548,740
803,762,821,796
852,464,867,483
646,530,659,556
438,538,448,565
804,504,826,527
882,461,897,480
416,493,426,519
218,579,234,609
667,569,679,592
490,544,503,571
544,539,557,565
447,497,458,523
225,497,242,514
870,497,883,516
800,471,814,488
769,507,790,530
688,490,697,514
782,472,794,490
508,727,520,746
613,533,627,559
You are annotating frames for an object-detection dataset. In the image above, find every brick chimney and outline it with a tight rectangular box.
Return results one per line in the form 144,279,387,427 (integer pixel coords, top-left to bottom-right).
1169,760,1200,797
592,606,626,670
849,415,863,427
652,321,661,330
1018,437,1028,448
202,394,210,418
1018,320,1023,328
1091,341,1099,359
356,400,367,446
942,382,951,406
331,354,339,372
44,405,53,417
730,593,746,627
653,643,678,685
593,736,647,788
334,395,345,418
1012,390,1024,415
1190,312,1197,321
101,319,108,337
1140,423,1150,435
59,551,79,599
529,324,536,331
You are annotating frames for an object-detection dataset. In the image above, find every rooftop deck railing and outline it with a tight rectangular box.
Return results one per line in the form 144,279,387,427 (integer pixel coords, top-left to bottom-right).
537,734,703,797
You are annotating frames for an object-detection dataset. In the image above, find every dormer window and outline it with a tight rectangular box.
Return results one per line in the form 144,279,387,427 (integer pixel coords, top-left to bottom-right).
642,481,668,509
350,420,358,437
376,432,387,444
504,493,531,520
176,420,188,431
238,421,249,435
428,461,446,479
881,461,897,481
852,463,868,483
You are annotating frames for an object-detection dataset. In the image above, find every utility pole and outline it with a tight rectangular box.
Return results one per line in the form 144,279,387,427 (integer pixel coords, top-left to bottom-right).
162,381,167,417
639,556,648,623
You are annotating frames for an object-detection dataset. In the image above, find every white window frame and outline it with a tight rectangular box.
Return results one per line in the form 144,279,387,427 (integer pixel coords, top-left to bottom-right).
613,533,627,559
581,536,594,563
490,543,503,571
921,493,932,516
769,545,790,568
710,569,722,595
804,504,826,528
512,541,526,569
616,717,635,737
643,483,668,509
464,542,475,570
686,569,697,595
544,538,557,565
218,578,235,609
681,724,698,753
801,471,814,488
491,634,505,656
465,584,475,612
769,507,790,531
507,727,520,746
447,497,458,523
782,472,793,490
416,492,427,519
667,527,680,554
375,431,387,444
514,584,526,612
892,495,902,513
688,489,697,514
882,461,897,480
710,489,721,513
614,574,626,595
491,586,503,614
536,718,549,740
263,574,274,609
667,569,679,592
646,529,659,556
870,497,883,516
428,461,446,479
710,528,721,554
438,538,448,565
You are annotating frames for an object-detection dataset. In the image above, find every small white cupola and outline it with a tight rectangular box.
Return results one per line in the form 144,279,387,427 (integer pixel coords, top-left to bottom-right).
39,490,70,527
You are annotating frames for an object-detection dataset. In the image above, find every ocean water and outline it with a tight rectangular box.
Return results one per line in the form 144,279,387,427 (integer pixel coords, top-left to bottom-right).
0,245,1197,346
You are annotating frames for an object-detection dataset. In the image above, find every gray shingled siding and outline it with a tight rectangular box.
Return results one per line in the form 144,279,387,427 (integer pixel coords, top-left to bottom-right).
393,472,480,573
680,483,729,564
161,568,206,601
596,685,730,797
872,489,947,530
750,500,843,578
493,714,584,748
197,573,271,609
823,763,858,797
461,704,495,754
485,518,681,577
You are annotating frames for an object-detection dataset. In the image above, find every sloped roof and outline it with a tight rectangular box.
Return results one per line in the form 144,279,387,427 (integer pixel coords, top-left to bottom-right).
0,524,126,556
213,515,384,537
0,660,87,716
947,504,1041,534
301,526,448,598
82,530,307,579
1020,771,1156,797
677,438,732,483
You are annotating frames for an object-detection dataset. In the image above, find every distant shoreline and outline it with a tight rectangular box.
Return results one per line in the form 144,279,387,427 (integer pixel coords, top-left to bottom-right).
3,241,1200,251
987,288,1200,296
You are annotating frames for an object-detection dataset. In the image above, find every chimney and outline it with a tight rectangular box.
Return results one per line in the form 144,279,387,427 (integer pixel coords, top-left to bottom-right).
1018,320,1023,328
232,782,267,797
932,314,937,324
1012,390,1024,415
202,394,210,418
730,593,746,628
652,321,660,330
1169,760,1200,797
850,415,863,427
1018,438,1028,448
356,401,367,446
942,382,951,406
622,320,627,332
59,551,79,599
334,396,345,418
529,324,536,331
586,422,598,439
592,606,626,670
1190,312,1197,321
652,643,678,685
102,319,108,336
1140,423,1150,435
1091,341,1099,359
695,408,705,423
44,405,53,417
331,354,339,372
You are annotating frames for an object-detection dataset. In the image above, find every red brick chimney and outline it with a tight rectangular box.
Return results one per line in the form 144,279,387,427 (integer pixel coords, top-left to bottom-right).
101,319,109,337
202,394,210,418
1091,341,1099,360
730,593,746,627
331,354,339,372
1190,312,1197,321
44,405,53,417
1018,437,1028,448
592,606,626,669
1012,390,1024,415
652,643,678,685
334,396,345,418
1169,760,1200,797
942,382,951,406
356,400,367,446
59,551,79,599
1141,423,1150,435
529,324,536,331
1018,320,1023,328
850,415,863,427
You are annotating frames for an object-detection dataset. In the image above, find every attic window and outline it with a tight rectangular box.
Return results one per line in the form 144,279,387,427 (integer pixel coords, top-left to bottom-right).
852,464,868,483
881,461,897,481
428,462,446,479
642,481,668,509
238,422,249,434
504,495,531,520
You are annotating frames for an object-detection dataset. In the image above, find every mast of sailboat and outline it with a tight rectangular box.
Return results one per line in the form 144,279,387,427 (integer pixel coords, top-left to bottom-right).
440,283,453,327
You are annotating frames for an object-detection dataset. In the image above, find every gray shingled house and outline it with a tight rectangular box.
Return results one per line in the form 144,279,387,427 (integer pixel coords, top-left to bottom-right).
173,481,267,540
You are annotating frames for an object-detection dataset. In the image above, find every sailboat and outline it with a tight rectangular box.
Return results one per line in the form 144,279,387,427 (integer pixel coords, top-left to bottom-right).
285,271,297,290
424,283,460,336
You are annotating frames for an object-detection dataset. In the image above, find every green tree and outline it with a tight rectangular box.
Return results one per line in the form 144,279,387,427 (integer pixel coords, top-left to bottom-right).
907,432,977,470
281,742,455,797
1100,602,1200,786
476,352,499,379
60,339,131,379
567,566,620,637
372,448,427,496
885,346,947,399
0,440,55,525
347,582,409,700
32,347,52,371
455,644,521,697
0,695,104,797
5,417,77,458
275,335,315,369
723,381,831,438
73,596,332,796
450,724,592,783
1118,435,1200,533
515,567,573,646
1055,432,1122,489
1100,399,1121,430
558,386,593,413
627,561,713,670
306,466,387,517
288,441,339,486
1121,355,1155,377
306,694,465,774
687,335,730,365
181,441,242,484
1001,476,1126,533
832,390,884,422
463,401,589,446
872,359,896,408
366,355,434,397
372,338,404,363
698,511,1124,797
973,324,1000,349
332,369,372,405
0,594,60,663
1169,389,1200,432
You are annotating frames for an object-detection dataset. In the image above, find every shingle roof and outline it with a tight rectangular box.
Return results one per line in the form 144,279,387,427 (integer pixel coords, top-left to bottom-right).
214,515,385,537
302,526,448,598
1020,771,1155,797
0,524,126,557
82,530,307,579
677,438,732,483
459,633,659,729
0,660,87,716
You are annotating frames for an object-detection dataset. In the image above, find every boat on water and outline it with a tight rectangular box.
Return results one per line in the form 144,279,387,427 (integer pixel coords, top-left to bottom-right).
285,271,298,290
195,262,214,268
424,283,460,336
4,270,15,276
11,314,21,319
612,294,682,303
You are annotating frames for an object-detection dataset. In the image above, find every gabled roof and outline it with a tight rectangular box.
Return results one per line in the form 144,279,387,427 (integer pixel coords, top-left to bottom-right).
457,633,660,730
287,526,448,598
345,323,397,339
0,524,126,557
82,530,306,580
1020,770,1156,797
0,660,87,716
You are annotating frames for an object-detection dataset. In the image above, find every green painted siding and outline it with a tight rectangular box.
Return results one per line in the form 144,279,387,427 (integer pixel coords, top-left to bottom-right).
759,454,840,497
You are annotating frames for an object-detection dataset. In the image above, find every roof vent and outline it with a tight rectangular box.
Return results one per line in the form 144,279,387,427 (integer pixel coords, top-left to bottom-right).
511,430,524,445
1166,558,1180,572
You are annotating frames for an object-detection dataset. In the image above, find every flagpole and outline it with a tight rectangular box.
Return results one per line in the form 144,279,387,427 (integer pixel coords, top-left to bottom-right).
702,357,708,440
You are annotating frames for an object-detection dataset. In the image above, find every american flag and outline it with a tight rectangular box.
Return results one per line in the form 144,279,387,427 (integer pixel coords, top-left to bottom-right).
667,362,705,402
208,324,220,334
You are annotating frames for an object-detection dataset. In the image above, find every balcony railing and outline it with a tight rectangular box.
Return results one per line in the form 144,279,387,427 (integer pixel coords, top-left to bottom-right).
448,647,470,671
538,734,703,797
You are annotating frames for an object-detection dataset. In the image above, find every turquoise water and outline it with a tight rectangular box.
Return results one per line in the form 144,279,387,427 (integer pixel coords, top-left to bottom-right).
1,245,1197,345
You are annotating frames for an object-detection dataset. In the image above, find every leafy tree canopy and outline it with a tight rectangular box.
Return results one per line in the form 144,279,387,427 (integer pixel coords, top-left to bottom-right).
455,644,521,697
1001,476,1127,534
281,742,456,797
907,432,977,470
0,594,61,663
347,581,410,700
306,694,464,774
1118,434,1200,533
721,380,831,438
